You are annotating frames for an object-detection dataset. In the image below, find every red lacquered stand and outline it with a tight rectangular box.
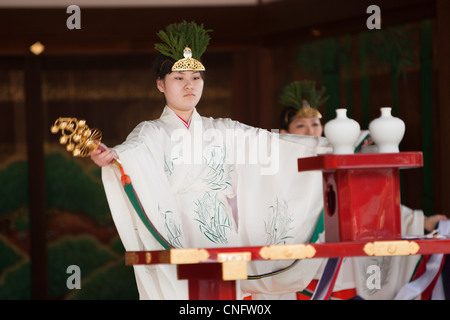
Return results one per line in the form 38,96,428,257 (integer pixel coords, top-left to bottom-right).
297,152,423,242
125,152,450,300
125,239,450,299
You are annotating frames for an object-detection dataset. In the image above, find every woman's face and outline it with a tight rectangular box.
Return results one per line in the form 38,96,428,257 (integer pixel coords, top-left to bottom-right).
157,71,204,115
287,117,323,137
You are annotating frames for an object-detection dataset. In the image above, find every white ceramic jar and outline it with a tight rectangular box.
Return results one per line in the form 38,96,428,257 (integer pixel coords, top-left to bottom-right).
324,108,361,155
369,107,405,153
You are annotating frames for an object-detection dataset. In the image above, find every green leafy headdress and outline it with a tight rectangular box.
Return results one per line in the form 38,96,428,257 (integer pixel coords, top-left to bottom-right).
279,80,328,119
154,21,212,72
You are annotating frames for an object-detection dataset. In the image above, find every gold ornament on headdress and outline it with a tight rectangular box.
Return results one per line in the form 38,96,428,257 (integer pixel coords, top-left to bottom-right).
279,80,328,120
295,100,322,119
155,21,212,72
50,118,102,157
172,46,205,72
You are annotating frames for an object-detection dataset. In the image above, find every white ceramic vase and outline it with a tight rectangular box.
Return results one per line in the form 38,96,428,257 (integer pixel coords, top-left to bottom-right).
369,107,405,153
324,108,361,155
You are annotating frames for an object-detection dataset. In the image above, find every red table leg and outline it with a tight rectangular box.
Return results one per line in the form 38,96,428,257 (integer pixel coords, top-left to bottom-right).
177,263,237,300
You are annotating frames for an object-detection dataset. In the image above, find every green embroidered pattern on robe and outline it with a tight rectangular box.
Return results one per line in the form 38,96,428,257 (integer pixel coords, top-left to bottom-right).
158,205,183,248
194,192,232,244
164,154,175,177
202,145,232,191
264,198,294,245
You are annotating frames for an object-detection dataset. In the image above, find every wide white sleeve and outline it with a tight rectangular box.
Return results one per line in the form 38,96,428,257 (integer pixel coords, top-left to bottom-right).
101,128,189,300
400,204,425,236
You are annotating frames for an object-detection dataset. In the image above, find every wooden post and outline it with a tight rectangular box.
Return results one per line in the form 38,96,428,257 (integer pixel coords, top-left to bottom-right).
25,53,48,300
256,47,276,130
232,47,276,130
232,51,259,127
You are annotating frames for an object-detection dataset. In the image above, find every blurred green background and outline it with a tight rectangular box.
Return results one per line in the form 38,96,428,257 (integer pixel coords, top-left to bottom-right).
0,151,139,299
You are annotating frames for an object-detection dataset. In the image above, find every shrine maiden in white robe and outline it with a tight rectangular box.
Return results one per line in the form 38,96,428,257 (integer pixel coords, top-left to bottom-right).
102,106,331,299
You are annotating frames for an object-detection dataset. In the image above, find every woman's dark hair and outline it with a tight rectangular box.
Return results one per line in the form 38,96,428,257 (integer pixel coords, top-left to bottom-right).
153,53,176,79
279,107,298,131
152,53,206,80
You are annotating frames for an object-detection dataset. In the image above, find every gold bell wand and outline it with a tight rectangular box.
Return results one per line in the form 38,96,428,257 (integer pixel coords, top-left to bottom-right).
50,117,103,157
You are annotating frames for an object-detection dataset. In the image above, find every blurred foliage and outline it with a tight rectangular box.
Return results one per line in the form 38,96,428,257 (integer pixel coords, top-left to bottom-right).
0,152,138,300
0,161,28,218
45,152,111,223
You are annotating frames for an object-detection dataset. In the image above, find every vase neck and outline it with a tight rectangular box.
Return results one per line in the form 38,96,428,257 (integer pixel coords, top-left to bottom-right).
336,109,347,118
381,108,392,116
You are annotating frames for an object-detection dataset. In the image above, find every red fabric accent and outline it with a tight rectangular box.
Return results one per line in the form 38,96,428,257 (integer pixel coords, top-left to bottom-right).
412,255,446,300
330,287,358,300
121,173,131,186
175,113,191,128
412,255,429,281
296,292,314,300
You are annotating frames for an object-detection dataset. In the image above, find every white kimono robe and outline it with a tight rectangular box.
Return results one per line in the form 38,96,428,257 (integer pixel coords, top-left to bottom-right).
102,106,331,299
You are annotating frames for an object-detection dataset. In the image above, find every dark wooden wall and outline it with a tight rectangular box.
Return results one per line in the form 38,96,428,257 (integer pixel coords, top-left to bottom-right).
0,0,443,129
1,0,449,299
